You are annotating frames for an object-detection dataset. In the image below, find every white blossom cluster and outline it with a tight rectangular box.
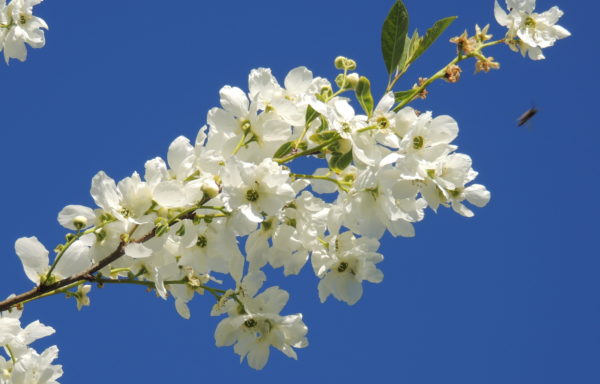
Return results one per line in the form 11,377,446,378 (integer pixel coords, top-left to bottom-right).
494,0,570,60
0,0,573,378
0,308,62,383
12,65,490,370
0,0,47,64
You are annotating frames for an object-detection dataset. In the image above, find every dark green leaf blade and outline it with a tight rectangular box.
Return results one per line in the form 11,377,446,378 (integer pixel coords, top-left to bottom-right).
408,16,457,66
381,0,409,75
334,150,353,171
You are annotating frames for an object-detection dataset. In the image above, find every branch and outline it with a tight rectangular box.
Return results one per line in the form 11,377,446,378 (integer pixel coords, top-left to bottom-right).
0,209,200,312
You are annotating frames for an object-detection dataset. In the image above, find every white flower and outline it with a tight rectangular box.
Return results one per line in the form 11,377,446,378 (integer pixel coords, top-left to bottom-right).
220,158,295,224
14,236,49,284
213,286,308,370
90,171,154,224
245,217,279,271
419,153,491,217
178,219,244,282
312,232,383,305
205,85,291,162
10,346,63,384
249,66,327,126
269,191,330,274
0,307,55,357
399,112,458,163
57,205,96,231
494,0,570,60
14,236,92,283
0,0,48,64
343,163,425,239
0,307,63,383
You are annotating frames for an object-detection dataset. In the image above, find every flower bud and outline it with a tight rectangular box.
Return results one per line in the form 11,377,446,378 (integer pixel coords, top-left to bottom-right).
334,56,357,70
335,73,360,90
334,56,347,69
335,73,345,88
202,181,220,200
344,58,357,70
157,206,169,218
73,215,88,231
345,73,359,88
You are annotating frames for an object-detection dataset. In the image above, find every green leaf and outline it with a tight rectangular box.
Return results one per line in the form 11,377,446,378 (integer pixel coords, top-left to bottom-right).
396,30,418,72
328,150,353,172
355,76,375,117
273,141,295,159
407,16,456,66
328,153,341,170
394,90,415,105
381,0,409,76
309,130,338,144
335,150,353,171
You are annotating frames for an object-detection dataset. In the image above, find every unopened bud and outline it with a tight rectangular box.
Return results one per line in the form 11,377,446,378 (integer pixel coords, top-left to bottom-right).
201,182,219,200
345,73,359,89
335,74,346,88
73,215,88,231
334,56,357,71
334,56,347,69
157,206,169,218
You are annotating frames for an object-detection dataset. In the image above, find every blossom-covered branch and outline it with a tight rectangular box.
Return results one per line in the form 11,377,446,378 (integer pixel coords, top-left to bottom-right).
0,0,570,380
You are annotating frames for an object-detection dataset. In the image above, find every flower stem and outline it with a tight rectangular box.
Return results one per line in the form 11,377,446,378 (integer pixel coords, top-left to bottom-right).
276,135,340,164
44,219,116,285
291,173,349,192
391,38,506,111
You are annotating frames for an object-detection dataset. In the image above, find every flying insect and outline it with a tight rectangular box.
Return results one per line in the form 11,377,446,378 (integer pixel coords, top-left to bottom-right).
517,107,538,127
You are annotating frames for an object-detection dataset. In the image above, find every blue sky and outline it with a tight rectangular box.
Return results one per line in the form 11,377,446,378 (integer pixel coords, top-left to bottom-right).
0,0,598,383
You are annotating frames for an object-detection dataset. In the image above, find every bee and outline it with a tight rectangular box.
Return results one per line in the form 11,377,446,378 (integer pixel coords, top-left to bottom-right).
517,107,538,127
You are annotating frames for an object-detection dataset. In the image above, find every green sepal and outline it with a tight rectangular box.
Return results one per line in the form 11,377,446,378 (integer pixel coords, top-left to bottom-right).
175,223,186,237
273,141,295,159
355,77,375,117
316,114,329,132
381,0,409,76
305,105,319,127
